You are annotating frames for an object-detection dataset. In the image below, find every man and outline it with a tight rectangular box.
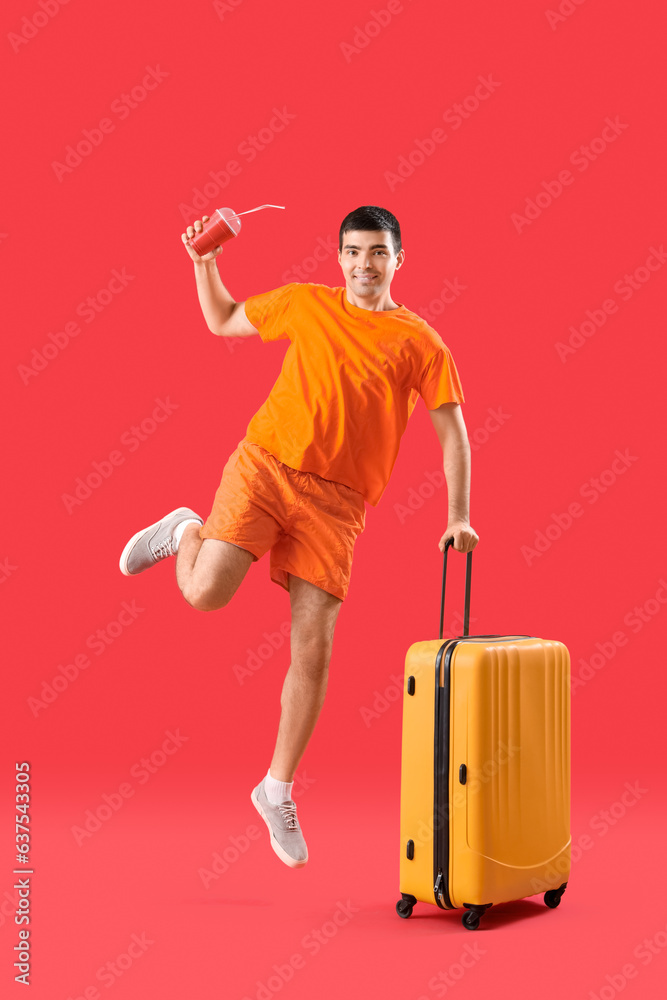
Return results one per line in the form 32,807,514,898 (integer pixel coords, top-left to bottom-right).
119,205,478,870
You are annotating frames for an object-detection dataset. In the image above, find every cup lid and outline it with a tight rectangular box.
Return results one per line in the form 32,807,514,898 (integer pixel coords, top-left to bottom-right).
216,208,242,235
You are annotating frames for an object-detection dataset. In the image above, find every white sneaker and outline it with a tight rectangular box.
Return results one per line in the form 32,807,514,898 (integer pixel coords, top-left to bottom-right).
119,507,202,576
251,779,309,869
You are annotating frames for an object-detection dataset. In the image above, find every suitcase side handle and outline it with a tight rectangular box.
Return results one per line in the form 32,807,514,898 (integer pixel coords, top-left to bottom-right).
439,537,472,640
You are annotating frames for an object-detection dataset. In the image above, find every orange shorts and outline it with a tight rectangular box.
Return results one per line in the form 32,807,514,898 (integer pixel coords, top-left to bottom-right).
199,439,366,601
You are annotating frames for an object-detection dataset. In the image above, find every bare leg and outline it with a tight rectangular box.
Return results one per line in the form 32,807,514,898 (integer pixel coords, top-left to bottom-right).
174,523,204,587
269,574,343,782
176,524,255,611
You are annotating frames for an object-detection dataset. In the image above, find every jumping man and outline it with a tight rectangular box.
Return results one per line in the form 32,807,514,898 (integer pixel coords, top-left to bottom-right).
118,205,479,869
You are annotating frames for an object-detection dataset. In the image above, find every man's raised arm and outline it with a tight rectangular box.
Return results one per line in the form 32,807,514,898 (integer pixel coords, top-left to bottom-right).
181,216,258,338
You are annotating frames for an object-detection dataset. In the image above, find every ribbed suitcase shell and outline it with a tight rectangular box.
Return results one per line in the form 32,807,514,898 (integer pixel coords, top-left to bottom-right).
399,634,571,917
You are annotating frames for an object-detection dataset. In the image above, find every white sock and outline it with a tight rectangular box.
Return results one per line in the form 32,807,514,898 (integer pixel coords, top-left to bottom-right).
264,768,294,804
172,518,202,551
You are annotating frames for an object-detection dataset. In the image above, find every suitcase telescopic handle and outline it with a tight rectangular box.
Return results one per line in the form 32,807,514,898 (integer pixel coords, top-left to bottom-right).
439,537,472,640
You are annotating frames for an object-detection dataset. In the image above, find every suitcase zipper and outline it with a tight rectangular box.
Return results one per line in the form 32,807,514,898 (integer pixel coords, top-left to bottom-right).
432,635,533,909
433,639,458,909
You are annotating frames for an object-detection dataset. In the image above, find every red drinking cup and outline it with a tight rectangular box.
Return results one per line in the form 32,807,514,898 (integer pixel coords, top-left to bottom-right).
187,207,242,256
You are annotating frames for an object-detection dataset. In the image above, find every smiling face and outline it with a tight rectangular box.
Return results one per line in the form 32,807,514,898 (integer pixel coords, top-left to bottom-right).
337,229,405,310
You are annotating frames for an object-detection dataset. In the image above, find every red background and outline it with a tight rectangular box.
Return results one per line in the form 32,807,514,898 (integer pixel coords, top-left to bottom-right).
2,0,666,997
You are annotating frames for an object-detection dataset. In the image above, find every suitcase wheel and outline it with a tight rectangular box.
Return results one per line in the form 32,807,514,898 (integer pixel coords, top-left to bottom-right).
461,903,491,930
544,882,567,909
396,894,416,919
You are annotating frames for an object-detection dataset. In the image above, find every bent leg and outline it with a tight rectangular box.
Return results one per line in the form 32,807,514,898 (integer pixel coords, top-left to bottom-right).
176,524,255,611
269,574,343,782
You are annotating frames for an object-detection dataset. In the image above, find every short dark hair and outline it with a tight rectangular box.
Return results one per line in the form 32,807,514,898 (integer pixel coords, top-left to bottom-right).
339,205,402,256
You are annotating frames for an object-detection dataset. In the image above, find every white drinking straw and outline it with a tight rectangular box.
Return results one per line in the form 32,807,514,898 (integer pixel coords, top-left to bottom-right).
226,204,285,220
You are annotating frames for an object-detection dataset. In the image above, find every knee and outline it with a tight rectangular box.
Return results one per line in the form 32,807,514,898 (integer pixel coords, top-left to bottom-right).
181,582,229,612
292,639,333,676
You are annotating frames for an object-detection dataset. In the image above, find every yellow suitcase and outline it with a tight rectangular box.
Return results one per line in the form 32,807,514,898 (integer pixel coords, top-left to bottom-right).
397,540,571,930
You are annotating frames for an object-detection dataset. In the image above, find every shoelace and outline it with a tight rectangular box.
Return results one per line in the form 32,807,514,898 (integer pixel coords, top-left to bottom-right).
150,537,176,562
279,802,299,831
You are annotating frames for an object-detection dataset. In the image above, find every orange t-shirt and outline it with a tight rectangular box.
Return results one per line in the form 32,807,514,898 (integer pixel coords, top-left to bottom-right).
242,282,464,506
